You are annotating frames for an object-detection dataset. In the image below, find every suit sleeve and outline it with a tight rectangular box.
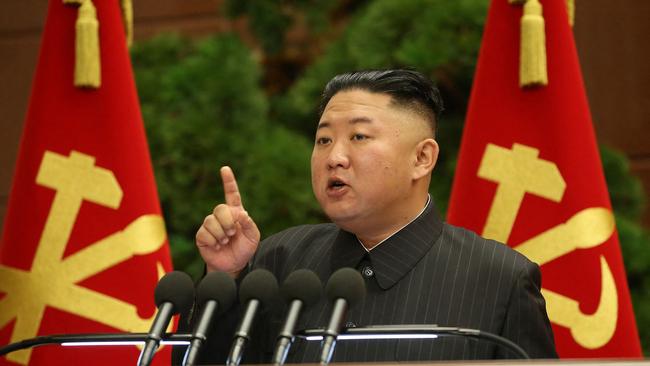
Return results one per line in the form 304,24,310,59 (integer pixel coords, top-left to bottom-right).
498,260,558,359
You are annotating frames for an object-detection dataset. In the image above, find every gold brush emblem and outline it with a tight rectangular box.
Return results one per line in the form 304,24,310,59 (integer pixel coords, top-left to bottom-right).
478,143,617,349
0,150,168,365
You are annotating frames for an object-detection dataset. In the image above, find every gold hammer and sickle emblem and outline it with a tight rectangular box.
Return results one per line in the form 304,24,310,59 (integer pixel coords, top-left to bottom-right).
0,150,168,365
478,143,618,349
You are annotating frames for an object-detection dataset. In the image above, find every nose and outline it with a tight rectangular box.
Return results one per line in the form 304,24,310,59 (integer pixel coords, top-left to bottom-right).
326,141,350,170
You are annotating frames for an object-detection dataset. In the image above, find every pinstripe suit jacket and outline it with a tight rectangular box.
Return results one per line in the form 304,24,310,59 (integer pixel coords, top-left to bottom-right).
181,200,557,364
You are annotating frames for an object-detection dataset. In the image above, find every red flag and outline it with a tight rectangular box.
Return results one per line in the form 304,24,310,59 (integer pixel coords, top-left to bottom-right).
447,0,642,358
0,1,173,365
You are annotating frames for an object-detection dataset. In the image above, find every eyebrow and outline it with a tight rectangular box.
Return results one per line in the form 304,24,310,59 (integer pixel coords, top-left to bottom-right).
317,116,374,130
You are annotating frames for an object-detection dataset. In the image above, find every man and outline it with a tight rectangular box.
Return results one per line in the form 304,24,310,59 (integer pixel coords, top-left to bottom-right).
187,69,557,363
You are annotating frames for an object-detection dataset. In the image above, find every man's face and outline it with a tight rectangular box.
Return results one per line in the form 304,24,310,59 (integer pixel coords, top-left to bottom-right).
311,89,430,232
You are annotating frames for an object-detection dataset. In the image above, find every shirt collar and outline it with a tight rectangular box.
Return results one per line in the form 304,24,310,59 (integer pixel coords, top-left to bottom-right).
330,197,444,290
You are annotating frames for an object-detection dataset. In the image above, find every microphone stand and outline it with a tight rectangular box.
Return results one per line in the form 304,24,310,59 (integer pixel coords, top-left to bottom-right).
272,300,303,366
0,333,192,357
298,324,530,361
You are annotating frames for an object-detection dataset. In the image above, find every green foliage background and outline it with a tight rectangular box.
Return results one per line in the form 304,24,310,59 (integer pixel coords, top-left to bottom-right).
131,0,650,354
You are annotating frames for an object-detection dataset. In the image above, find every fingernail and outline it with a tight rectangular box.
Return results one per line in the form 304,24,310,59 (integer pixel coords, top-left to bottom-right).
226,229,236,236
220,238,229,244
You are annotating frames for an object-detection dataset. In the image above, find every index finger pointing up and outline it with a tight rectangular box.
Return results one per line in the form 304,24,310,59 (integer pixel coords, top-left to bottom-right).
220,166,243,207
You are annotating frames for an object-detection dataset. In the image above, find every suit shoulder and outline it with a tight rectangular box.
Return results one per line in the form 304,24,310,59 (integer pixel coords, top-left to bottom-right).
441,222,537,276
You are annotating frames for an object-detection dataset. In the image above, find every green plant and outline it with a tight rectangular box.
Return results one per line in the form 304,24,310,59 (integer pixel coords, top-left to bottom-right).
132,34,322,279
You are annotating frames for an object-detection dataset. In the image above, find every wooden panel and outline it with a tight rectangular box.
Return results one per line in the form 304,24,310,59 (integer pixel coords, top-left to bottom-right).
0,37,40,192
0,1,47,33
574,0,650,157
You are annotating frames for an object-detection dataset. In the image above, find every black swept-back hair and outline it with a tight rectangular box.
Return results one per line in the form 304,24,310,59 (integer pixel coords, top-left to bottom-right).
318,69,444,136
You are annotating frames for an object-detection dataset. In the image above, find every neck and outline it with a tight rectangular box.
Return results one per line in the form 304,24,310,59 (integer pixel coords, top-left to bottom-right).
355,194,430,249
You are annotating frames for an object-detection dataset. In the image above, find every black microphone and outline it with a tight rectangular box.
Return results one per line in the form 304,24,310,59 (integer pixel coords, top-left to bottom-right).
137,271,195,366
182,271,237,366
226,269,279,366
319,268,366,366
272,269,322,366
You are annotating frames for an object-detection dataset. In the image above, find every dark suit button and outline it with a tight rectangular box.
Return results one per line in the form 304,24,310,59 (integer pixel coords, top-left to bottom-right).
361,266,374,278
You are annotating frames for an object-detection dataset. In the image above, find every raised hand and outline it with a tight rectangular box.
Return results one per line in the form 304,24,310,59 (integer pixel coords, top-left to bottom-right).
195,166,260,276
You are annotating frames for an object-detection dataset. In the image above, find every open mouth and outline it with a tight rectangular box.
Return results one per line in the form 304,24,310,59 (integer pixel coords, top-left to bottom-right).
328,178,347,190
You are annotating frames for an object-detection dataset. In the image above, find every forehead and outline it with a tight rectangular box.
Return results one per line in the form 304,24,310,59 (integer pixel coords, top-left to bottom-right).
319,89,395,123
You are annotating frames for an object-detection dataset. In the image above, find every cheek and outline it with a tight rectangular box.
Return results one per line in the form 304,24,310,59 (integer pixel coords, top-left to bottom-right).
310,163,319,188
359,152,398,184
369,151,412,187
365,145,399,170
310,149,319,171
310,152,324,194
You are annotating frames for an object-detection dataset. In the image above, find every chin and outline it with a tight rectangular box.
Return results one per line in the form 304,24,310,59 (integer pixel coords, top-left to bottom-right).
323,207,361,228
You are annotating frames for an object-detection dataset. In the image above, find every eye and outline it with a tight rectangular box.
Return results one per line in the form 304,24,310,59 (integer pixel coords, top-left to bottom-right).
316,136,331,145
351,133,368,141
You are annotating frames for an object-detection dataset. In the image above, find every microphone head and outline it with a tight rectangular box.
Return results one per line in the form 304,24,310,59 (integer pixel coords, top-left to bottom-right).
239,268,279,307
197,271,237,315
325,267,366,307
280,269,322,307
154,271,195,315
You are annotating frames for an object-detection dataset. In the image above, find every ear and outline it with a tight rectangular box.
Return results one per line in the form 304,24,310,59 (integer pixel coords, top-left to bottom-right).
412,138,439,180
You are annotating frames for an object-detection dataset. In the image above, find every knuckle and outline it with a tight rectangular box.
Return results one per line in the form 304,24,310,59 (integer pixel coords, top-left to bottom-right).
196,228,214,246
204,215,221,231
206,220,225,236
215,207,234,223
213,203,228,216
